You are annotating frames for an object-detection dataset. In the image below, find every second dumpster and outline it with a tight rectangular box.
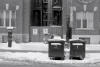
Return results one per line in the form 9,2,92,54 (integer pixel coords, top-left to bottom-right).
69,39,86,60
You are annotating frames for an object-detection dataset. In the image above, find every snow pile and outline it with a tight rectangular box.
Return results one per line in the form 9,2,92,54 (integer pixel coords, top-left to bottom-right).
0,42,21,50
0,52,100,64
0,42,100,51
0,42,48,51
20,42,48,51
86,45,100,51
53,35,62,39
0,52,49,62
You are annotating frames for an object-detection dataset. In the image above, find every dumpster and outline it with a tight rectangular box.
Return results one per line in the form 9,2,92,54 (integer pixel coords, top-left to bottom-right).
69,39,86,60
48,39,65,60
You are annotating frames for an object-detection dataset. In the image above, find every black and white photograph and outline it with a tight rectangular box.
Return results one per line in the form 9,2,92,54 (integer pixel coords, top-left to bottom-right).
0,0,100,67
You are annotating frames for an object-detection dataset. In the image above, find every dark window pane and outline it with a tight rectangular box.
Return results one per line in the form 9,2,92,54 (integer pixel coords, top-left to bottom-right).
42,1,48,26
11,19,15,27
31,10,41,26
43,0,48,3
0,12,3,26
42,3,48,9
0,19,3,26
83,19,87,28
11,12,15,27
34,0,41,8
53,0,62,6
52,11,62,26
42,13,48,20
76,20,81,28
42,21,48,26
6,12,9,26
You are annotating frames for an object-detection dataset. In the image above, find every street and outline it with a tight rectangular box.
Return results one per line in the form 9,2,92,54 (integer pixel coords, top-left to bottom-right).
0,61,100,67
0,61,32,67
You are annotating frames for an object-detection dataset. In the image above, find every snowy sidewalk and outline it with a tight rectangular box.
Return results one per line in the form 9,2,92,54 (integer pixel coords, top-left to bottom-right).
0,42,48,52
0,42,100,52
0,52,100,64
0,42,100,64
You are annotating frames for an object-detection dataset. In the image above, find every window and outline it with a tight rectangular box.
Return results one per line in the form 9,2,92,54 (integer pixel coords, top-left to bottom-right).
31,10,41,26
76,20,81,28
11,11,16,27
6,11,16,27
83,19,87,28
52,11,62,26
86,12,94,29
43,0,48,3
35,0,41,7
0,12,3,26
6,11,9,26
54,0,58,4
31,0,49,26
76,12,94,29
0,11,7,27
53,0,62,6
0,10,16,28
30,0,62,26
76,19,87,28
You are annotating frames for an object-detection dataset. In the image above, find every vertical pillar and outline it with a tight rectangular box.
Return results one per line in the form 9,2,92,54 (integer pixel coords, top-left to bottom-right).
70,7,74,28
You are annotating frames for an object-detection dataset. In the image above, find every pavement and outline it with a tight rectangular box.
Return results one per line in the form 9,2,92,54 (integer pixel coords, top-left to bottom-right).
0,42,100,66
0,42,100,65
0,42,100,53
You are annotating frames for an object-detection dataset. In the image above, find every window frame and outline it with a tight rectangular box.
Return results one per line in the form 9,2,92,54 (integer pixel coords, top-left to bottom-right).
0,10,16,28
76,12,94,30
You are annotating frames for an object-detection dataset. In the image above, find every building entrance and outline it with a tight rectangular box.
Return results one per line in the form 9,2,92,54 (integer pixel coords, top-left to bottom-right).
29,0,63,42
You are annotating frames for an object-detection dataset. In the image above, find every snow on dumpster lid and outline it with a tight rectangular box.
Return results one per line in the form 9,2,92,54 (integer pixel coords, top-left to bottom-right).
51,43,62,45
73,43,83,45
69,39,79,41
48,35,66,41
69,39,85,42
48,39,66,41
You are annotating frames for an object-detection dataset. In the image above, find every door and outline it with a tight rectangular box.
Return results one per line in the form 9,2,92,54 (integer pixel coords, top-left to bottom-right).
30,0,63,42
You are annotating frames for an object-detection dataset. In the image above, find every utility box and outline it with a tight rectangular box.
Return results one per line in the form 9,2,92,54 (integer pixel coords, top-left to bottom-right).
8,29,12,47
69,39,86,60
48,39,65,60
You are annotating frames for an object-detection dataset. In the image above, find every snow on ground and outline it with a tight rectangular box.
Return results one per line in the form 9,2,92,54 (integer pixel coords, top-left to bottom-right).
0,52,100,64
0,42,100,51
86,44,100,51
0,42,100,64
0,42,48,51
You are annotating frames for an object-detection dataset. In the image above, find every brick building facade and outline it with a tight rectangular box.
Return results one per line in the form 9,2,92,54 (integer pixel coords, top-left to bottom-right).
68,0,100,44
0,0,100,44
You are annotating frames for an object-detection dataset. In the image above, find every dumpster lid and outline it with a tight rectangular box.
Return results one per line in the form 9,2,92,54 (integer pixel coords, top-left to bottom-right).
48,39,66,41
48,35,66,41
69,39,85,43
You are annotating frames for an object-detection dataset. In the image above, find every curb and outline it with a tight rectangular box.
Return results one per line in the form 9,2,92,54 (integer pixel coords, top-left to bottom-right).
0,49,100,53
